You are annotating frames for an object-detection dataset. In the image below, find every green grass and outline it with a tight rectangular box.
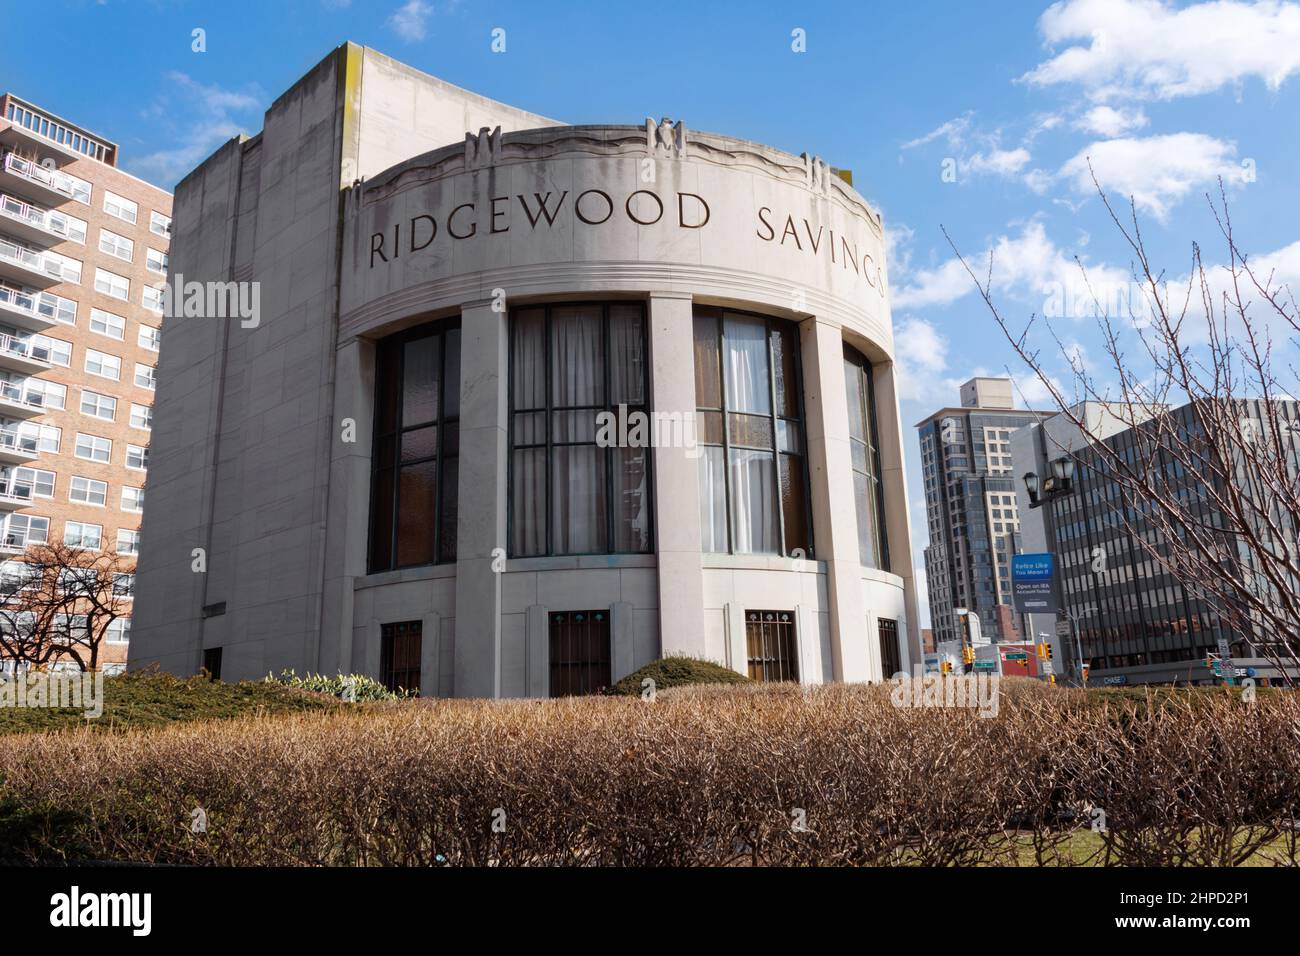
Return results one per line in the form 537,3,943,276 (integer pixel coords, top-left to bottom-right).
0,669,339,735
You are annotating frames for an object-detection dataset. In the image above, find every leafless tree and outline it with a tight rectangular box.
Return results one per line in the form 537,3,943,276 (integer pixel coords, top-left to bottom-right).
946,172,1300,684
0,541,132,672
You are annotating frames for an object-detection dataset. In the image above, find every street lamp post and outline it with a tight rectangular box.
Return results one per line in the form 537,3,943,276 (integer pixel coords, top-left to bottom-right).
1023,454,1089,684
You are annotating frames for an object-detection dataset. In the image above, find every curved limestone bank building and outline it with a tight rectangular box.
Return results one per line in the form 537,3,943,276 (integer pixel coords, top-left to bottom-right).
129,44,920,696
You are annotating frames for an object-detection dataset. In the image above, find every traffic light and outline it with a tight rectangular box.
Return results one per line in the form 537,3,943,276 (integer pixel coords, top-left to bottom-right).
1036,642,1046,660
962,646,975,665
940,660,953,675
1048,674,1057,686
1045,643,1053,661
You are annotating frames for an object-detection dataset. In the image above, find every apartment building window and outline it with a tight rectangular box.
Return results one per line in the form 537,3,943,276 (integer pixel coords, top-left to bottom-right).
106,618,131,644
32,334,72,366
380,621,422,695
84,349,121,381
844,344,890,571
202,647,222,680
508,303,650,558
116,528,140,555
74,433,112,463
47,209,87,245
138,325,160,352
44,250,82,284
0,560,39,589
121,486,144,513
70,476,108,506
25,380,65,410
134,363,156,391
81,390,117,421
368,320,460,572
14,467,54,498
18,423,59,453
694,309,810,557
142,285,164,313
146,248,167,275
149,211,171,238
112,572,134,598
89,308,126,340
58,567,96,595
38,291,76,326
129,404,151,430
103,190,138,225
125,444,148,470
3,514,48,548
94,268,129,301
98,229,134,263
745,610,799,682
548,610,611,697
65,521,102,549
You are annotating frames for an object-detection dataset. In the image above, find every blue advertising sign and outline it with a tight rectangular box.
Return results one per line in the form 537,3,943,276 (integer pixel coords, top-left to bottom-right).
1011,553,1058,614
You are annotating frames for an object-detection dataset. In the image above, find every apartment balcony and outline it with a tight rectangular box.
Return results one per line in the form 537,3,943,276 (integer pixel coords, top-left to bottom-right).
0,379,46,420
0,333,52,375
0,285,57,332
0,429,38,466
0,151,92,207
0,535,24,556
0,235,68,289
0,475,33,512
0,193,81,248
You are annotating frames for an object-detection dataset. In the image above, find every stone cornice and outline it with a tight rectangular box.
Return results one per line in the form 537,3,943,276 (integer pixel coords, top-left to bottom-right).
356,123,884,237
339,260,894,357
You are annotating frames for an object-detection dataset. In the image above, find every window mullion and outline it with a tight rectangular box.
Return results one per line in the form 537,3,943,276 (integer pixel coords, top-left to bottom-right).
767,320,786,557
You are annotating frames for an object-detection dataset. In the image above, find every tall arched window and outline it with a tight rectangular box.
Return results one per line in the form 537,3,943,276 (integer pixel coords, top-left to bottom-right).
368,320,460,572
844,344,889,570
694,308,811,557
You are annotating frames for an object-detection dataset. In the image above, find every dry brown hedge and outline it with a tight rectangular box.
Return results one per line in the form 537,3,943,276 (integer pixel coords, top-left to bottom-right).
0,678,1296,866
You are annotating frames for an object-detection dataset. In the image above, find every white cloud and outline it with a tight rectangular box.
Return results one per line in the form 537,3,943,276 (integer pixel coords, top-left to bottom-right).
1059,132,1249,219
1074,105,1149,136
388,0,434,41
127,73,261,186
901,114,973,150
892,220,1131,313
1023,0,1300,101
963,147,1032,178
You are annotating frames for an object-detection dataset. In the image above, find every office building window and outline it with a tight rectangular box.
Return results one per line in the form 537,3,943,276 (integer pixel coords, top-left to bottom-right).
694,308,810,557
548,610,611,697
508,302,650,557
745,610,799,682
380,621,422,695
368,320,460,573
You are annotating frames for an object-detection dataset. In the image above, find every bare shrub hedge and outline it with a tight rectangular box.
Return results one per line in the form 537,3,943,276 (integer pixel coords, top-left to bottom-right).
0,678,1296,866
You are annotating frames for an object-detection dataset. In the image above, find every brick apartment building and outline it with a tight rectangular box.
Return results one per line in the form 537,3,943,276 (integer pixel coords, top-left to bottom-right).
0,93,171,671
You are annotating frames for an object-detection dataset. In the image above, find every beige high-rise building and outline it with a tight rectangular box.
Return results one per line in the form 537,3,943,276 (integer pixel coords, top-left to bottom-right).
0,94,171,671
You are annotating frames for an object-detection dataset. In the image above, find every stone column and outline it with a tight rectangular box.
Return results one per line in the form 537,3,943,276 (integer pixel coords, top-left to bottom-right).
453,300,508,698
872,358,922,664
800,316,872,681
648,292,707,659
317,336,374,676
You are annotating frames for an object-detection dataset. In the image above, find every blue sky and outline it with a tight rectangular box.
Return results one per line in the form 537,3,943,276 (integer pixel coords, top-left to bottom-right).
5,0,1299,621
